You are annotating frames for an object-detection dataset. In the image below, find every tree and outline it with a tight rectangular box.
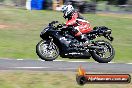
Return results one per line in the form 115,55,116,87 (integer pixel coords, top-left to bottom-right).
0,0,4,2
11,0,26,6
108,0,128,5
118,0,128,5
127,0,132,5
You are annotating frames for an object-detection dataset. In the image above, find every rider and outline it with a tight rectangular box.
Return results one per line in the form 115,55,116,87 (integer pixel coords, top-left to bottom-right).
61,5,92,46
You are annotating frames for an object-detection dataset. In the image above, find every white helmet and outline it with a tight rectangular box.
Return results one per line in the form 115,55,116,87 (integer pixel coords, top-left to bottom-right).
62,5,74,18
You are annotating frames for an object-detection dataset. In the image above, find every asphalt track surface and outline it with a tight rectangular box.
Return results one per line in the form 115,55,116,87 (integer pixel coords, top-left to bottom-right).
0,59,132,73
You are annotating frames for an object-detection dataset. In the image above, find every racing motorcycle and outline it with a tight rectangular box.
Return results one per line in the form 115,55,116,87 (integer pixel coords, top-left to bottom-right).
36,21,115,63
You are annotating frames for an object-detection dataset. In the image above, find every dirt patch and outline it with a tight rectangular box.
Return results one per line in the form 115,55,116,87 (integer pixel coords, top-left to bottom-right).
0,24,8,29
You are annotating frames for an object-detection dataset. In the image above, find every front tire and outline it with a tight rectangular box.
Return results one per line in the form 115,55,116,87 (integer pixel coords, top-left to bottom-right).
91,40,115,63
36,40,59,61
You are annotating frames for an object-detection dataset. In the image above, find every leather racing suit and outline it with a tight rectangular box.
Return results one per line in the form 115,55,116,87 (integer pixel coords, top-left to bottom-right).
65,11,92,46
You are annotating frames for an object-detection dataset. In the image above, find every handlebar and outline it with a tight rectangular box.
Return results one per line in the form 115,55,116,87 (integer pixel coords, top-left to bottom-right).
49,21,58,26
48,21,67,29
48,21,69,31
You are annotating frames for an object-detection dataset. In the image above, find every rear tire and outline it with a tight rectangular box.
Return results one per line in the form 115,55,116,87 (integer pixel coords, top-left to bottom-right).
91,40,115,63
36,40,59,61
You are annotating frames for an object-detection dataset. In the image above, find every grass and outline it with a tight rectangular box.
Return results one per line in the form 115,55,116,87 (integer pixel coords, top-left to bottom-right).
97,1,120,12
0,6,132,62
0,71,131,88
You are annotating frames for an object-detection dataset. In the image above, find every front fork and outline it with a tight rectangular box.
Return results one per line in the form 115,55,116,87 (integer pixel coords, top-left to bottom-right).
46,36,54,49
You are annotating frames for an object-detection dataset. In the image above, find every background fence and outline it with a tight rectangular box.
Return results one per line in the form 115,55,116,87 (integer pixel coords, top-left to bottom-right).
97,1,132,12
0,0,26,6
0,0,132,13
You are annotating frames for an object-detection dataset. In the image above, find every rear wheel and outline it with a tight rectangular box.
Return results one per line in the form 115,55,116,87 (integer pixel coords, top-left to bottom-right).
36,40,59,61
91,40,115,63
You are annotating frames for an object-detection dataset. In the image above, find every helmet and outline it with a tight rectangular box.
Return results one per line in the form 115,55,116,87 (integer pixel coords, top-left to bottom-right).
62,5,74,19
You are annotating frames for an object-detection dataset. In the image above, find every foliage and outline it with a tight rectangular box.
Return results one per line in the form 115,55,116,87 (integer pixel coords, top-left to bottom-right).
108,0,128,5
0,0,26,6
127,0,132,5
0,0,4,2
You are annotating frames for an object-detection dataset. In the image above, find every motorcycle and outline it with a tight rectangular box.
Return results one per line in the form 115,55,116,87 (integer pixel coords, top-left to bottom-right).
36,21,115,63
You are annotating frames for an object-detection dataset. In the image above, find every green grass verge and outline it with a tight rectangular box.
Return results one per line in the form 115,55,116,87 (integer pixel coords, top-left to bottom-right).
0,71,131,88
0,6,132,62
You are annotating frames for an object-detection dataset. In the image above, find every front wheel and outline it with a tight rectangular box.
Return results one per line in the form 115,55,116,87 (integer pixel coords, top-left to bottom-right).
91,40,115,63
36,40,59,61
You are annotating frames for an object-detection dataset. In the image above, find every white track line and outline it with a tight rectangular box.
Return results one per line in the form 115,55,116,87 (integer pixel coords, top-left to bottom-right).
108,62,116,63
126,63,132,64
1,58,132,65
39,59,132,64
12,67,77,70
12,67,50,69
17,59,24,60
